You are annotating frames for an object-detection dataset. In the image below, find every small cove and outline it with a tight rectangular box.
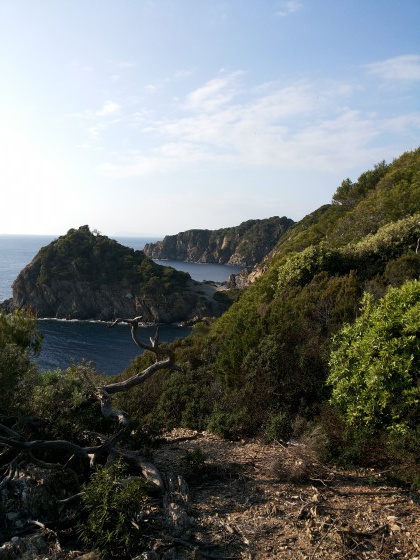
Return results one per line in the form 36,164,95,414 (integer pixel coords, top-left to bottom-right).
0,234,243,375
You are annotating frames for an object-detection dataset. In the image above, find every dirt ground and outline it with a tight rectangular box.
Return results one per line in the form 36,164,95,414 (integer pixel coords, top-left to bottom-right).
151,428,420,560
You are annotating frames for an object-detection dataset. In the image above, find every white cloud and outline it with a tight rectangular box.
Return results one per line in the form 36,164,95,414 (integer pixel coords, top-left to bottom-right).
185,71,244,112
365,55,420,82
96,100,121,116
96,69,420,179
275,0,303,17
145,83,159,94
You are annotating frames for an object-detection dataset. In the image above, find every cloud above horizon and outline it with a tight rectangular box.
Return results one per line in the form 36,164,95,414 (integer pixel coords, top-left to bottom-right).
365,54,420,83
96,62,420,179
275,0,303,17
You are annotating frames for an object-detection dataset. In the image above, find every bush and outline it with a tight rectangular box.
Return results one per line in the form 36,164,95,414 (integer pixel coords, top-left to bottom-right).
0,310,42,414
328,280,420,438
207,408,248,439
263,411,293,443
78,460,150,559
29,362,109,440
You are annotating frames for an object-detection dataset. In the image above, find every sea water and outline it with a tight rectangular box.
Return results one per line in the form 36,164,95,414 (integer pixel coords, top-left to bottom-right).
0,234,243,375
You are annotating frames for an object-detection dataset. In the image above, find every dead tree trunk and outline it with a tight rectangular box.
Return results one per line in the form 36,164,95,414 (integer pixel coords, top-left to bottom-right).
0,317,180,482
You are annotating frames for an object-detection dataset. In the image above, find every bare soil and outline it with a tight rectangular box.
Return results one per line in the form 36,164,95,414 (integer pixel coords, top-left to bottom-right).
151,428,420,560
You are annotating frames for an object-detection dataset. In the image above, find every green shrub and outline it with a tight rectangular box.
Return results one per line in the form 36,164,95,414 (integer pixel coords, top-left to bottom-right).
0,310,42,414
78,460,150,559
30,362,109,439
263,411,293,443
207,408,247,439
328,280,420,437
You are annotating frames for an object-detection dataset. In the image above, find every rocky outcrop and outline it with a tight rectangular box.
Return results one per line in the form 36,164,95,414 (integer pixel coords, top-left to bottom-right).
143,216,294,267
3,226,230,323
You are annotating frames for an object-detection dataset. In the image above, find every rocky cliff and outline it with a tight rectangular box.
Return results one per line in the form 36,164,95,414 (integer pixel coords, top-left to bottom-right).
143,216,294,266
3,226,230,323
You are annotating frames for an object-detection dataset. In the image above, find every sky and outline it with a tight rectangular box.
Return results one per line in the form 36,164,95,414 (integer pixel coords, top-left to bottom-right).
0,1,419,237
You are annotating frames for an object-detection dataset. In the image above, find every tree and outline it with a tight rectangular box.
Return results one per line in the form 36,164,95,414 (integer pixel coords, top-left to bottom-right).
0,310,41,413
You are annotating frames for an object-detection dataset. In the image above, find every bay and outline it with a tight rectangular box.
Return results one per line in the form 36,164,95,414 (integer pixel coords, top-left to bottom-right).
0,234,242,375
35,320,191,376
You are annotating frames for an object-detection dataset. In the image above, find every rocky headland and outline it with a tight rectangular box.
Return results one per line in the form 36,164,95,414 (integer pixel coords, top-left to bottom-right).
143,216,294,266
1,226,232,323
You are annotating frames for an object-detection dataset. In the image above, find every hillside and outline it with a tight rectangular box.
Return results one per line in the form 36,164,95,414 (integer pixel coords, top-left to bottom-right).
271,149,420,257
143,216,294,266
1,148,420,560
3,226,231,322
117,147,420,476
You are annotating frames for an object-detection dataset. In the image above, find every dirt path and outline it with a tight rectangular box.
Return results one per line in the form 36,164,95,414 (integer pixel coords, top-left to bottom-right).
152,429,420,559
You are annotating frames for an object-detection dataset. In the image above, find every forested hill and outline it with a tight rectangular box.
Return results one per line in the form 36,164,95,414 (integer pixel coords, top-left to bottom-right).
4,226,231,322
143,216,294,266
120,147,420,481
271,148,420,257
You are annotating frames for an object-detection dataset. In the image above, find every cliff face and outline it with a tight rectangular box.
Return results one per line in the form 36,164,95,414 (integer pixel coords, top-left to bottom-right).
143,216,294,267
7,226,229,323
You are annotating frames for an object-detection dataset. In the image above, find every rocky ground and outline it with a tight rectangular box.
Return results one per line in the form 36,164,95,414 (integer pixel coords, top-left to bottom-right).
1,429,419,559
150,429,420,559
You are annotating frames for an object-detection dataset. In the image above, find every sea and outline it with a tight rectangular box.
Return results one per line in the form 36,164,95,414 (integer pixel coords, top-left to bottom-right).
0,234,243,375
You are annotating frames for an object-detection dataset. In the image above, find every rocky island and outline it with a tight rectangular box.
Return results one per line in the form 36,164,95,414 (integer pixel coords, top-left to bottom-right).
143,216,294,266
1,225,232,323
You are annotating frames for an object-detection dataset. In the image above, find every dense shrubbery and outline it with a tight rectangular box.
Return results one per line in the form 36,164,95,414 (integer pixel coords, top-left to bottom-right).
328,280,420,437
0,310,42,414
78,460,151,559
36,225,190,293
29,362,111,440
1,148,420,491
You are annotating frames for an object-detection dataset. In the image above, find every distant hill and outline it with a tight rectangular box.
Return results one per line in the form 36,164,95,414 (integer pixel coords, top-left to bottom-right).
3,226,231,322
143,216,294,267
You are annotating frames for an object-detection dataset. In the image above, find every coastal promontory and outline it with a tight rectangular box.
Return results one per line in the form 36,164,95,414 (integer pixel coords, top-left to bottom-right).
143,216,294,266
3,225,230,322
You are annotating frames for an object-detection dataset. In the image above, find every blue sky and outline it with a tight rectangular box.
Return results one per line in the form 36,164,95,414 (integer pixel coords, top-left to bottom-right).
0,0,419,236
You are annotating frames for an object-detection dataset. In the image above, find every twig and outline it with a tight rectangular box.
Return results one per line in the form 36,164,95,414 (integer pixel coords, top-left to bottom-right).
309,520,337,560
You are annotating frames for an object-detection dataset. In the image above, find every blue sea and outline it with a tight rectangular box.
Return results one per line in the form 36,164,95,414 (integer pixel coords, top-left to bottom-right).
0,234,242,375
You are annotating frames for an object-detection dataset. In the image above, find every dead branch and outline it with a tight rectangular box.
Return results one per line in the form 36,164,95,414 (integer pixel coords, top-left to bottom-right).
92,388,130,425
113,447,165,490
97,318,181,396
0,422,24,440
108,316,177,362
0,428,126,460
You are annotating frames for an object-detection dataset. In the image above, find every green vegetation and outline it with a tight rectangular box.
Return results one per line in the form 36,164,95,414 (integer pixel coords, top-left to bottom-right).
36,225,190,294
111,147,420,473
1,147,420,559
328,280,420,436
78,460,151,559
0,310,41,414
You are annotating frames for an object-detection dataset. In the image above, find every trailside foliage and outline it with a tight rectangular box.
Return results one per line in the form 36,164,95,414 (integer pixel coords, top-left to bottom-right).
328,281,420,437
0,310,42,414
114,148,420,452
78,460,152,559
